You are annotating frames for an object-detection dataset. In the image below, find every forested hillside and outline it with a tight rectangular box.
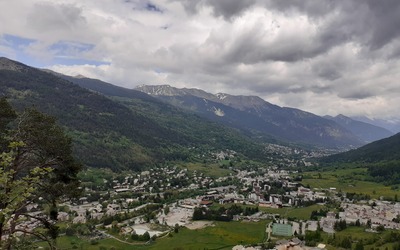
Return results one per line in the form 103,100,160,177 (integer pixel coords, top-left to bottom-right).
0,57,266,170
320,133,400,184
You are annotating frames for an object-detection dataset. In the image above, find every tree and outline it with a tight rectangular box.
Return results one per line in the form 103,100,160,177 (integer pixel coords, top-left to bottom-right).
0,99,82,249
142,231,150,241
340,237,352,249
366,219,371,228
164,206,170,215
376,224,385,232
334,220,347,231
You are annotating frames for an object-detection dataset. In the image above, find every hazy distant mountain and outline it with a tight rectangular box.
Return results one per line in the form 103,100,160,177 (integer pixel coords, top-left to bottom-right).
351,116,400,134
0,57,268,170
136,85,363,149
325,114,393,143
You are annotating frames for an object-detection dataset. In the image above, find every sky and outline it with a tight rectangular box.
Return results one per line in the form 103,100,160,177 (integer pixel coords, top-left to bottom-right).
1,0,400,122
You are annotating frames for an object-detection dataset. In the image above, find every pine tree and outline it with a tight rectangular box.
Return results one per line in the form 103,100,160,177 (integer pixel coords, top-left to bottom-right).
0,99,81,249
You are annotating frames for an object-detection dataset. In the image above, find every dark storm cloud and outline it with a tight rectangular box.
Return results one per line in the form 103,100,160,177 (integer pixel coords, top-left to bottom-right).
176,0,256,20
363,0,400,50
264,0,335,17
206,0,400,68
265,0,400,54
206,0,256,20
221,33,327,64
339,90,375,100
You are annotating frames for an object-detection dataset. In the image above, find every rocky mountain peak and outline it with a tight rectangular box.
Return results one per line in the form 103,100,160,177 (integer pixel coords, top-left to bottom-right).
135,84,184,96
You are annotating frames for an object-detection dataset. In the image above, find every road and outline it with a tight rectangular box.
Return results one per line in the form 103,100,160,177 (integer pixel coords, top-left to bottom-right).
97,230,149,246
266,222,272,242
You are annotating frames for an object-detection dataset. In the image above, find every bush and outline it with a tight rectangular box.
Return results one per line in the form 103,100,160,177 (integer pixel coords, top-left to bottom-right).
90,239,98,245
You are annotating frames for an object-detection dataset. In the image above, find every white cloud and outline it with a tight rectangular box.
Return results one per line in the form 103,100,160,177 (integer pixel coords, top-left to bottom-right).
1,0,400,120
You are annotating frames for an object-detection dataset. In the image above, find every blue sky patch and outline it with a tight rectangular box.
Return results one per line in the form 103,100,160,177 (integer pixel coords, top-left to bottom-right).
2,34,36,48
0,34,109,67
0,34,43,67
49,41,95,55
145,2,162,13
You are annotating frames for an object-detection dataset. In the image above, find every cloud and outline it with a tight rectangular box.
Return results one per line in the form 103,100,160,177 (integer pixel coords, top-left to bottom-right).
1,0,400,120
176,0,256,20
27,3,87,34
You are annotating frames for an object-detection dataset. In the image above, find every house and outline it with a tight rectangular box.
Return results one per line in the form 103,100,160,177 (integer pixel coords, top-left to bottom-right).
200,200,213,207
57,212,69,221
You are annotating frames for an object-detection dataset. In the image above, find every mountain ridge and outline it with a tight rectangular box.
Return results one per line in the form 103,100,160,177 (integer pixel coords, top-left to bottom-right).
325,114,393,143
321,132,400,163
135,84,363,149
0,57,268,170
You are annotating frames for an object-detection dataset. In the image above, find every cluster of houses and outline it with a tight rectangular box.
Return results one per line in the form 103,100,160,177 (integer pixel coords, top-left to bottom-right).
7,156,400,249
339,201,400,229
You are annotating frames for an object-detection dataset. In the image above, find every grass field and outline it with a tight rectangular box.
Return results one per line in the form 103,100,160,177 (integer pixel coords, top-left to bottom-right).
36,220,267,250
36,223,400,250
259,204,325,221
213,203,324,221
145,220,267,250
300,168,400,199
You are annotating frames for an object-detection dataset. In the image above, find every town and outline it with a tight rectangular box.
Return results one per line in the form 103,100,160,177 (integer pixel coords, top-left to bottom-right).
12,147,400,250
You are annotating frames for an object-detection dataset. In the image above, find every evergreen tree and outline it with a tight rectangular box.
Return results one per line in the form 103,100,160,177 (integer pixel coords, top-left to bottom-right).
0,99,81,249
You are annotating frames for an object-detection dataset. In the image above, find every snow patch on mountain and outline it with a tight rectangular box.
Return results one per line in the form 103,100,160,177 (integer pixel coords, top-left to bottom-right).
216,93,227,100
212,107,225,117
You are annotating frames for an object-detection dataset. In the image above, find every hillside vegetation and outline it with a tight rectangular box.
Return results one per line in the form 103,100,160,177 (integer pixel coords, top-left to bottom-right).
320,133,400,184
0,57,266,170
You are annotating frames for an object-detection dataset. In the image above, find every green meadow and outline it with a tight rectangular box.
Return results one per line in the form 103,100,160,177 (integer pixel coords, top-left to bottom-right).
36,220,267,250
213,203,324,221
146,220,267,250
300,167,400,200
259,204,325,221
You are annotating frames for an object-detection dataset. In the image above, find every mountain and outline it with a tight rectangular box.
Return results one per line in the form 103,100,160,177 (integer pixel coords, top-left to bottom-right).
0,57,267,170
325,114,393,143
46,70,156,102
351,116,400,134
321,132,400,163
320,133,400,185
55,74,271,154
136,85,363,149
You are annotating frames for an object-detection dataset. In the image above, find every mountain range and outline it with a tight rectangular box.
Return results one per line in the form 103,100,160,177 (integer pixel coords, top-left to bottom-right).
61,76,375,149
0,57,267,170
325,114,393,143
0,57,395,170
135,85,390,148
351,116,400,134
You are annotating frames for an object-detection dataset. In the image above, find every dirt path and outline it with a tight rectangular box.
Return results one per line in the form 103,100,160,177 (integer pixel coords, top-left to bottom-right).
185,221,214,230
